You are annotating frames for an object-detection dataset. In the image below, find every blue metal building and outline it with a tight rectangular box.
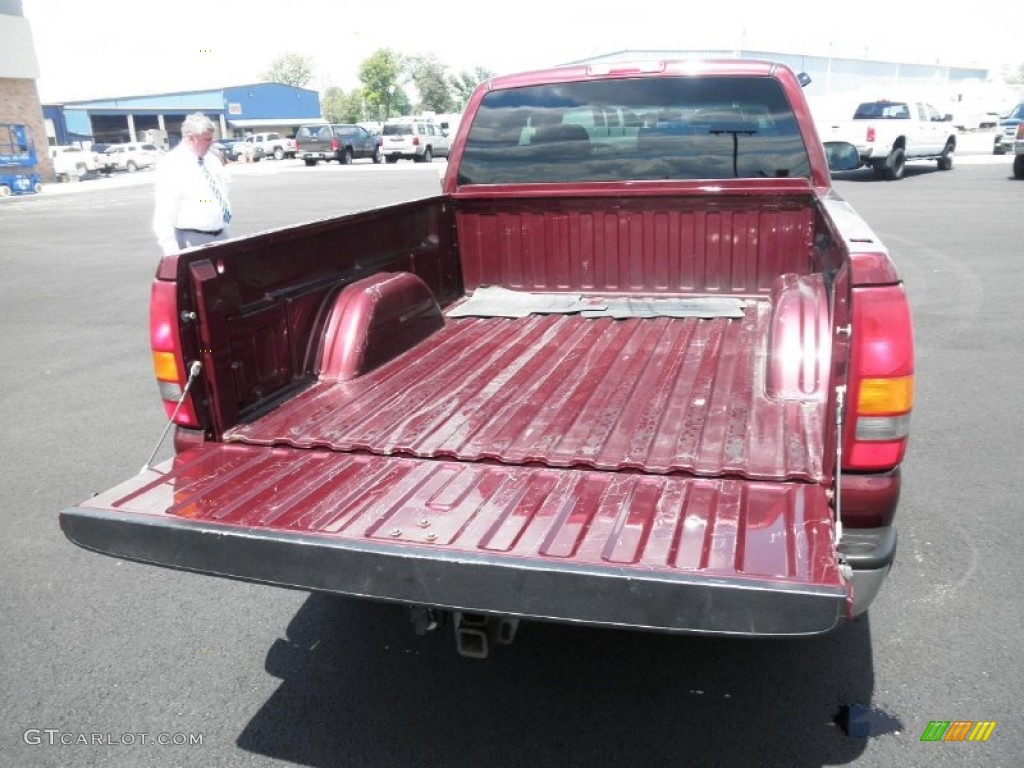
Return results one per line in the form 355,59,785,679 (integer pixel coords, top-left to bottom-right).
47,82,324,148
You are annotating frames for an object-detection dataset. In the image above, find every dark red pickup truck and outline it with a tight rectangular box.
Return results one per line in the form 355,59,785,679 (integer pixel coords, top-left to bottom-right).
61,60,913,655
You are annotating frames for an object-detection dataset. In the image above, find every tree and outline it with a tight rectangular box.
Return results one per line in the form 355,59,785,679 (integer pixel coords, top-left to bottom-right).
321,86,366,124
408,55,455,114
262,53,315,88
358,49,405,119
448,67,494,111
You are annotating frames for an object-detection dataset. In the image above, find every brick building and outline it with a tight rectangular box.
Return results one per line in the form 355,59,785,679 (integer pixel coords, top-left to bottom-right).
0,0,51,179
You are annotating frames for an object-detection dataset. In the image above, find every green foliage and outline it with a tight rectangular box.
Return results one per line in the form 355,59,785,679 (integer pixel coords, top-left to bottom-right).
448,67,494,110
321,87,366,123
358,49,405,118
290,47,494,120
408,55,455,113
385,89,412,120
262,53,315,88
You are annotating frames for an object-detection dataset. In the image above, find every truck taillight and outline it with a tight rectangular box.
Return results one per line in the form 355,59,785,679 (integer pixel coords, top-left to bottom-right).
150,280,200,427
866,126,876,143
412,136,420,146
330,138,339,151
844,284,914,470
1017,122,1024,140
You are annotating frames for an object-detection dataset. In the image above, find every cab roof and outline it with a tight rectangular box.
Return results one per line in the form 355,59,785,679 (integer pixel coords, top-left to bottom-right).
486,59,789,91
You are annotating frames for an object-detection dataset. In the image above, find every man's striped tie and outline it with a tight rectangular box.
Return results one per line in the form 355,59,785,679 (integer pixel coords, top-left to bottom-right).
198,155,232,224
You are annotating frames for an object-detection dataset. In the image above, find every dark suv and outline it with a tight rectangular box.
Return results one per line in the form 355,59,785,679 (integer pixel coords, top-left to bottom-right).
295,124,382,166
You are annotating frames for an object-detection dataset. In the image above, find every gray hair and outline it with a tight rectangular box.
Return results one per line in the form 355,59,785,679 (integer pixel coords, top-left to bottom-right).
181,113,216,137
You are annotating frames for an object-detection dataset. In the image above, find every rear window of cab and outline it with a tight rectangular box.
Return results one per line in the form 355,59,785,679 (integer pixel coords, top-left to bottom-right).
457,76,810,185
296,125,330,138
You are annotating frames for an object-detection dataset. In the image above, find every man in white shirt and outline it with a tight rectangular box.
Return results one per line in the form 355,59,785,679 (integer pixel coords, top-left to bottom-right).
152,113,233,255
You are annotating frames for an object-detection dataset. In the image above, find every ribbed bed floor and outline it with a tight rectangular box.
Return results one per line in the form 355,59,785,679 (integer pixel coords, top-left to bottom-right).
226,302,825,481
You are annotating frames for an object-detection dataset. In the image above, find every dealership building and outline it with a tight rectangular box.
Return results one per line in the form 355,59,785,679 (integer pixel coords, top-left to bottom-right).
45,83,324,148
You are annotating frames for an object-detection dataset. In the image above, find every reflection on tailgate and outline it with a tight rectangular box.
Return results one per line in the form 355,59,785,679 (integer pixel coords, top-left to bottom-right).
61,443,849,636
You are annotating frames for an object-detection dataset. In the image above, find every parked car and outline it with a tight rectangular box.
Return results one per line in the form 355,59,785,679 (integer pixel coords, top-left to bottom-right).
295,123,382,165
102,142,162,173
381,118,450,163
993,102,1024,155
212,139,243,163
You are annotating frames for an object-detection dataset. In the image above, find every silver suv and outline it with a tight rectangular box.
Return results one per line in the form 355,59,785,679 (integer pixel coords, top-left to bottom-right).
380,119,449,163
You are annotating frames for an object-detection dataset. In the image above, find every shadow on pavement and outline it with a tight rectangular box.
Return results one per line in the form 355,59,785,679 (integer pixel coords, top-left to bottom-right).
238,593,874,768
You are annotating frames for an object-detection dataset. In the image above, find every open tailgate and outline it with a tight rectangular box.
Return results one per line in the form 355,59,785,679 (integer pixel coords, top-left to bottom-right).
61,444,850,636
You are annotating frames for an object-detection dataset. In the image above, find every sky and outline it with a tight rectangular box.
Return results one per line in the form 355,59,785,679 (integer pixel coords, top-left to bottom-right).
21,0,1019,103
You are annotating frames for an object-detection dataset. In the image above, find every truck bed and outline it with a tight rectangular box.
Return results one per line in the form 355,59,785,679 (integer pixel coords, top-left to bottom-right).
63,276,847,637
226,303,825,481
65,189,850,636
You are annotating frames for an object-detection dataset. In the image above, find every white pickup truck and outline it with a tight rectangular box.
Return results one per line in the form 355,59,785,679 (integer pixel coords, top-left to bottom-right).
823,99,958,180
49,145,101,182
241,132,297,161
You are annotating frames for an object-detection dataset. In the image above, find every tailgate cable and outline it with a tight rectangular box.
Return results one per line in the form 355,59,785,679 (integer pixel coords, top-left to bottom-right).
834,385,846,545
140,361,203,474
834,385,853,582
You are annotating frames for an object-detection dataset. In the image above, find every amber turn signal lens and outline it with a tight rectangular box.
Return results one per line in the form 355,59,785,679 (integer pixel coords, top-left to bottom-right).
151,350,181,383
857,375,914,415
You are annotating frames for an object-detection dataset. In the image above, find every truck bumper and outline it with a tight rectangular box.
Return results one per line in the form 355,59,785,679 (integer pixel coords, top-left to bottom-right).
62,504,849,636
838,526,897,616
60,445,852,638
994,131,1017,154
